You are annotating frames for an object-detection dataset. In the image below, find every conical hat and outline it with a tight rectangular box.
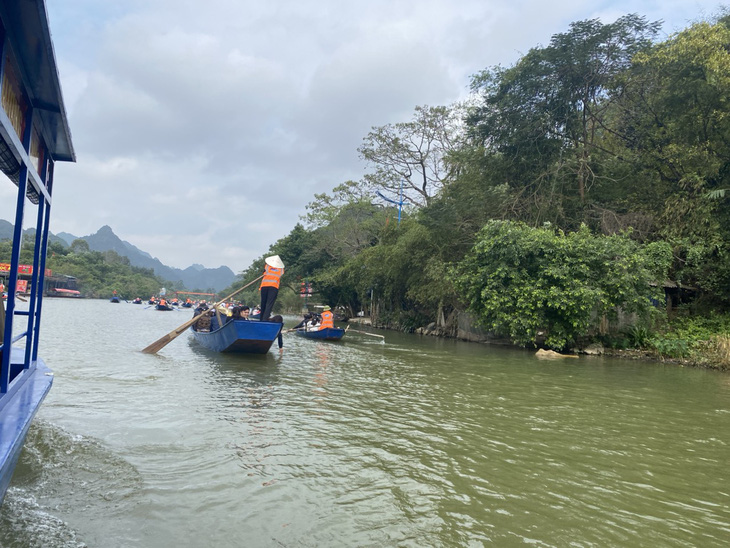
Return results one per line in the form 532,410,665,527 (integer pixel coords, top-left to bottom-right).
265,255,284,269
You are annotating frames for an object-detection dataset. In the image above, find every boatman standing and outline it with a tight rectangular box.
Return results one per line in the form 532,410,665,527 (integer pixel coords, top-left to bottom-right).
259,255,284,321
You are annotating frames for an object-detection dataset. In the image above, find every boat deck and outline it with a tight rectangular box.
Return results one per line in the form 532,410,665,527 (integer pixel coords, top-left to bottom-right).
0,349,54,503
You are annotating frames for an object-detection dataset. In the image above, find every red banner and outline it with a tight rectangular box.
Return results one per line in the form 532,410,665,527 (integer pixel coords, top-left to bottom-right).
16,279,27,292
0,264,47,275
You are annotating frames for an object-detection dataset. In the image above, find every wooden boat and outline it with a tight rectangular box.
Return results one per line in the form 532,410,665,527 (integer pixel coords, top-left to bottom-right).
191,319,282,353
294,327,346,341
45,287,81,298
0,0,75,507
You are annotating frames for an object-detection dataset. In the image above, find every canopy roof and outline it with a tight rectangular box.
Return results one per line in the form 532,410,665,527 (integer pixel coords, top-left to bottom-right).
0,0,75,162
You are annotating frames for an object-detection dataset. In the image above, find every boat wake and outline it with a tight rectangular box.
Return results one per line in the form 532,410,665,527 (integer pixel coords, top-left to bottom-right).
0,420,143,547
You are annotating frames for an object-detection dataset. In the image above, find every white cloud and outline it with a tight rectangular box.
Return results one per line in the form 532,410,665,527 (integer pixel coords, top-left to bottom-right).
28,0,725,275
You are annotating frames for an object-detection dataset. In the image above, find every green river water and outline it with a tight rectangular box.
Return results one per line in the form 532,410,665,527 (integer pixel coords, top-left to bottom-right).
0,298,728,547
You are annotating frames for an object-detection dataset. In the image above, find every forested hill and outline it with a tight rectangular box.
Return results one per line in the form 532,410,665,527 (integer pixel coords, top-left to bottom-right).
0,220,235,291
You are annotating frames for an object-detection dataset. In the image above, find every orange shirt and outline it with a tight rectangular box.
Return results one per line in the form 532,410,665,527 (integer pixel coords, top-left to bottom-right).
259,264,284,289
320,310,334,329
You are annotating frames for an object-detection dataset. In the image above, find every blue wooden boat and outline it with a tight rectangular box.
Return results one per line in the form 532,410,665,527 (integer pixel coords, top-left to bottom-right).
294,327,346,341
191,319,283,353
0,0,75,507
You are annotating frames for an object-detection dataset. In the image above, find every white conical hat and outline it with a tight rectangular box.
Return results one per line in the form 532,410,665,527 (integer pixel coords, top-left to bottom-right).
265,255,284,268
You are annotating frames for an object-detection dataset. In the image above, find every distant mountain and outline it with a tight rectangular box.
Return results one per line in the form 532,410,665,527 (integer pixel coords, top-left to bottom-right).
0,219,13,241
1,221,236,291
0,219,69,246
56,231,79,246
81,225,235,291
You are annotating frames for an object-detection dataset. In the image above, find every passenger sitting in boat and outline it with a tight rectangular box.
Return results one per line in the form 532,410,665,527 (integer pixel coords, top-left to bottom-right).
227,305,250,322
192,310,212,332
292,313,313,330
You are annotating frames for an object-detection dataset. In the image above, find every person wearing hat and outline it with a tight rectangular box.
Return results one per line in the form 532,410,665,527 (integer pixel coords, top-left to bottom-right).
319,305,334,329
259,255,285,321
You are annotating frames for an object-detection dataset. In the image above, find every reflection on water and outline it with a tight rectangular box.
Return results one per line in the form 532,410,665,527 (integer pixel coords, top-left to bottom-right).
0,299,728,547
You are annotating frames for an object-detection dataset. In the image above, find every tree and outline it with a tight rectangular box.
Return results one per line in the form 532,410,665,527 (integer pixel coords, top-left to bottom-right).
69,238,90,254
453,221,671,350
358,104,462,208
612,19,730,300
468,15,660,222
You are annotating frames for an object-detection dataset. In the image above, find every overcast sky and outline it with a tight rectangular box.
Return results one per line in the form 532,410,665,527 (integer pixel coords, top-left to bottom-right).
1,1,724,274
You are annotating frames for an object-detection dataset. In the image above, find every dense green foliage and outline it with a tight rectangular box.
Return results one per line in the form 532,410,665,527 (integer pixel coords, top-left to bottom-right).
217,12,730,364
0,237,172,299
453,221,671,350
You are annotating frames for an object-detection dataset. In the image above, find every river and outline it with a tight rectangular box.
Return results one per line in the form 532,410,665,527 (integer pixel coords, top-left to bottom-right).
0,298,728,547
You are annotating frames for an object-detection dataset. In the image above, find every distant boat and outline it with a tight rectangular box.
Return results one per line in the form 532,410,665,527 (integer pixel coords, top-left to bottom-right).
132,298,143,304
156,303,174,311
110,296,120,303
294,327,346,341
191,319,282,353
46,288,81,298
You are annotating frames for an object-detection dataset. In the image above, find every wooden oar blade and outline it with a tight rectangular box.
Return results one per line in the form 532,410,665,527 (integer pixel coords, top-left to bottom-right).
347,328,385,342
141,333,174,354
141,314,202,353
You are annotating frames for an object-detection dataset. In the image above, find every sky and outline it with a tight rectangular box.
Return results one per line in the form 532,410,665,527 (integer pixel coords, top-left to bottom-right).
1,0,725,274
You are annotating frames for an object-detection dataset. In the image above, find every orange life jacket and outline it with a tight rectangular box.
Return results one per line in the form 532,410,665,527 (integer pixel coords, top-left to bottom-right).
259,265,283,289
320,310,334,329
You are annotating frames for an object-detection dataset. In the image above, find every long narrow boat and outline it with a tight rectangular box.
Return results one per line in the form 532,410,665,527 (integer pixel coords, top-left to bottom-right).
191,319,283,353
294,327,346,341
0,0,75,507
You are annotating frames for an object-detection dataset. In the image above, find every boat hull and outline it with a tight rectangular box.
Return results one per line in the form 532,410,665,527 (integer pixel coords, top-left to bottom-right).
0,351,53,505
192,319,282,353
295,327,345,341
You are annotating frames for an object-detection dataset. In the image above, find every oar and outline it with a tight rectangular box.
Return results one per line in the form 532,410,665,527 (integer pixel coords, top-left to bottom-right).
141,274,264,354
347,328,385,342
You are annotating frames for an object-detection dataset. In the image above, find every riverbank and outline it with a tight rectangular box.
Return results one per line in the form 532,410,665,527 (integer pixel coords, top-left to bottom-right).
353,315,730,372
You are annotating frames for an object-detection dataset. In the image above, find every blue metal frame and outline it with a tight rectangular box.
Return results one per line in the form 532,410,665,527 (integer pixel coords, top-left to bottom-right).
0,0,75,506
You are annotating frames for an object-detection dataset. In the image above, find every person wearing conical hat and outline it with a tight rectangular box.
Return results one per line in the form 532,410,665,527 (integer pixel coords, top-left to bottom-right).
259,255,284,321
